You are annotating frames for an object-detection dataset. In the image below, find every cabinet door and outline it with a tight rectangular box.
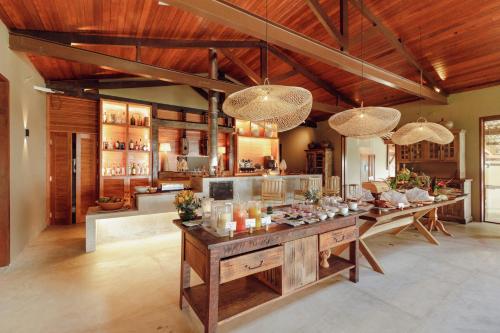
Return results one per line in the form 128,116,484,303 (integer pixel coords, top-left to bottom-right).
411,142,425,161
427,142,441,160
397,145,411,163
282,235,318,294
442,135,458,161
50,132,72,225
76,133,98,224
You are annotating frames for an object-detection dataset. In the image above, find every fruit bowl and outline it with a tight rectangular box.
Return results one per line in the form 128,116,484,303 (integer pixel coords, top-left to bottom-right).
96,197,124,211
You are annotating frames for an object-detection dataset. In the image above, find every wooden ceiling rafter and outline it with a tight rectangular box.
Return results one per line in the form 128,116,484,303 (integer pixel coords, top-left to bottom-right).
164,0,448,104
305,0,347,50
9,32,341,114
347,0,446,94
11,29,264,49
268,45,357,107
218,48,262,85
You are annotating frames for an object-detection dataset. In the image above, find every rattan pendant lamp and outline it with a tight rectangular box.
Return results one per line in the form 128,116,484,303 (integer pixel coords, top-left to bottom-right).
391,29,453,145
222,0,312,129
328,0,400,138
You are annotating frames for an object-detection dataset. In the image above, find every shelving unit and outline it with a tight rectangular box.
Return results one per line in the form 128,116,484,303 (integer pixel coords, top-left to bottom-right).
99,100,152,204
305,148,333,184
234,119,279,175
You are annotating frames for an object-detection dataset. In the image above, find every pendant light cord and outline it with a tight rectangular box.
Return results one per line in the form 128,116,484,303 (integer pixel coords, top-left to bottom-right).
265,0,269,81
360,0,364,106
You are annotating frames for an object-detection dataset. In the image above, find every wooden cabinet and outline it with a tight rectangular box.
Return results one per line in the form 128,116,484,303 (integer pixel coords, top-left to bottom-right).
395,129,465,179
305,148,332,182
99,100,152,204
437,179,473,223
283,236,318,294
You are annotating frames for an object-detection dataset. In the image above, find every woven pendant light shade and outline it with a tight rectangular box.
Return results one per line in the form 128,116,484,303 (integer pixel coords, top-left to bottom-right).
265,97,312,132
328,106,401,138
391,118,454,145
222,83,313,123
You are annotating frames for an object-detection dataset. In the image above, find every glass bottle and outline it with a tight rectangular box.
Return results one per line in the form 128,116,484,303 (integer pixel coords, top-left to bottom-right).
248,201,262,228
233,203,247,232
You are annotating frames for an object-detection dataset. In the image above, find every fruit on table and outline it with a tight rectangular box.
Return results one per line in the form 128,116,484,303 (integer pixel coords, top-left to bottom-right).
98,197,123,203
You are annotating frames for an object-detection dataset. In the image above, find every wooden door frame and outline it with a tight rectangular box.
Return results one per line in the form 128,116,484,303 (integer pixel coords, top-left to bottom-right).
479,115,500,222
0,74,10,266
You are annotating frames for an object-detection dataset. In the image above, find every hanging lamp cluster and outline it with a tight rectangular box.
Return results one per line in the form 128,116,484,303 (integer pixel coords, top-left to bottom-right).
221,0,312,132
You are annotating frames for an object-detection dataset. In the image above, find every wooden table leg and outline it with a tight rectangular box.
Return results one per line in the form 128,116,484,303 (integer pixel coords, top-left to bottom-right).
205,250,220,333
428,208,453,237
413,218,440,245
349,238,359,282
179,231,190,310
359,239,385,274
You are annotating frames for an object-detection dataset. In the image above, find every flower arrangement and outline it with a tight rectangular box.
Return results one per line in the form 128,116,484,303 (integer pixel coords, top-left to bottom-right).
304,189,321,204
174,190,201,221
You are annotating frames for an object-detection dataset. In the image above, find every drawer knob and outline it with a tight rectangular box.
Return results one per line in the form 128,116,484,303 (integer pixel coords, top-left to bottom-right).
245,260,264,270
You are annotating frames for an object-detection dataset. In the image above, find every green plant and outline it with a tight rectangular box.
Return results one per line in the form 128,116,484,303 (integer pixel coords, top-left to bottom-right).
174,190,201,221
304,189,321,204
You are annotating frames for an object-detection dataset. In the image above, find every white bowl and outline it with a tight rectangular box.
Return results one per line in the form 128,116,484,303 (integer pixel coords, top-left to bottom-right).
318,213,327,221
135,186,149,194
327,211,335,218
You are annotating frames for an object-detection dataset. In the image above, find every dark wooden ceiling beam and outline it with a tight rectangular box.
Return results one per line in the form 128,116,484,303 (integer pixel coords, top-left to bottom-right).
269,45,358,106
339,0,349,51
305,0,347,50
9,32,241,93
348,0,445,93
166,0,447,104
46,78,176,90
10,31,339,114
218,48,262,85
11,29,264,49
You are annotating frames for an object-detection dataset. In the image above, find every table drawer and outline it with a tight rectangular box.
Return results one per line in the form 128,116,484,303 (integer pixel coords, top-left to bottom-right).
319,226,357,251
220,246,283,284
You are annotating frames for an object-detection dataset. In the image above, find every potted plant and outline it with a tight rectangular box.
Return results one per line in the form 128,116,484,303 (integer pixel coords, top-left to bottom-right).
304,189,321,205
174,190,201,221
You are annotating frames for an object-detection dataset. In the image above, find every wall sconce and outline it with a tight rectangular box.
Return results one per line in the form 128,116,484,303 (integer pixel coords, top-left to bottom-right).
159,143,172,171
25,128,30,138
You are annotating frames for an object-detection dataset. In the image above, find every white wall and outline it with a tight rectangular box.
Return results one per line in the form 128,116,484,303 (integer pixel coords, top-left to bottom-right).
345,137,389,185
0,21,47,262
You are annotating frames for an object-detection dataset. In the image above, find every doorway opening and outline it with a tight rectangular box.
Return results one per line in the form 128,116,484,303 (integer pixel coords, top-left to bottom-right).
481,116,500,223
0,74,10,266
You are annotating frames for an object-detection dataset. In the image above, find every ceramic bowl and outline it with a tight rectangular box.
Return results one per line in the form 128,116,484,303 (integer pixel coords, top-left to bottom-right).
135,186,149,193
327,211,335,218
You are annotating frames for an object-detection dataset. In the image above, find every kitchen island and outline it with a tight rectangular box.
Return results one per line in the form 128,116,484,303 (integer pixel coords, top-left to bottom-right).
175,211,360,333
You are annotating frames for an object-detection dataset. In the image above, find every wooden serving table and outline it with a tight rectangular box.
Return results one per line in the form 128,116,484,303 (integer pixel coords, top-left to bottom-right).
333,197,465,274
174,212,362,333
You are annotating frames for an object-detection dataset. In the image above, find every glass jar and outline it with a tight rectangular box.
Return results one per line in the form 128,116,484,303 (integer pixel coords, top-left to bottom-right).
233,203,247,232
248,201,262,228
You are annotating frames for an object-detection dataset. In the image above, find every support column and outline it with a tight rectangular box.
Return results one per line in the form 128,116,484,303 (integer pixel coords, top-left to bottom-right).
208,48,219,176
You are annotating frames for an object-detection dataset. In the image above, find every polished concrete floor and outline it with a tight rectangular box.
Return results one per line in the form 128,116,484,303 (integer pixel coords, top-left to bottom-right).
1,221,500,333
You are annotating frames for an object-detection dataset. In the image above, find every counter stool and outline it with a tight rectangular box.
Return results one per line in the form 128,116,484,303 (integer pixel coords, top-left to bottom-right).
323,176,340,196
262,178,286,205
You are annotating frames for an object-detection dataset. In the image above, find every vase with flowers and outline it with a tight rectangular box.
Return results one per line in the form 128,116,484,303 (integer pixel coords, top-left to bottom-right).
174,190,201,221
304,189,321,205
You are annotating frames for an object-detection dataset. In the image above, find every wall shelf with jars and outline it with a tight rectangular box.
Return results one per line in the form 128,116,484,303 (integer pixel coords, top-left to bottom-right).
100,100,152,205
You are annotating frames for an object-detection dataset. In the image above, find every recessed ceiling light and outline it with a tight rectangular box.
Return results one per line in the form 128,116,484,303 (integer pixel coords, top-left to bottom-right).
158,1,169,5
434,87,441,93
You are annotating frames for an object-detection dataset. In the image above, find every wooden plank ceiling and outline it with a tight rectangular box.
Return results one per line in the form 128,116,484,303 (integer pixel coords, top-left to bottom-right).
1,0,500,121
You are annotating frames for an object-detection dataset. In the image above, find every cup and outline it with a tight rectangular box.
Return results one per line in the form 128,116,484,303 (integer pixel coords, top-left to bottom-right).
348,201,358,211
340,206,349,216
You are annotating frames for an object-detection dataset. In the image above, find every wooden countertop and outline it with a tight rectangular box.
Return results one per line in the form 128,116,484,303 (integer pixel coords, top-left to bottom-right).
173,211,363,252
360,196,466,223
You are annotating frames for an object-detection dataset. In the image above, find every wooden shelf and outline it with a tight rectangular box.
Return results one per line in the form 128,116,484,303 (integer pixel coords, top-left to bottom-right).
102,123,127,128
128,150,151,154
102,149,126,153
129,125,151,129
318,255,355,280
236,134,278,140
183,276,281,323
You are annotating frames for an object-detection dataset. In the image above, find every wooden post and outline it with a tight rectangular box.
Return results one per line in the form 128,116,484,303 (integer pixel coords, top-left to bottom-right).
208,48,219,176
0,76,9,267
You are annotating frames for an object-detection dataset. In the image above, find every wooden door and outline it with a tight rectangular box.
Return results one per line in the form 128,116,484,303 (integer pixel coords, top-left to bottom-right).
0,77,9,266
76,133,98,224
427,142,441,160
396,145,411,163
442,135,457,161
411,142,425,161
282,235,318,294
50,132,72,225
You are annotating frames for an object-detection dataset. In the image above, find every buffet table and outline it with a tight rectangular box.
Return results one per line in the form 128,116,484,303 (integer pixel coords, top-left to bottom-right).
333,197,465,274
174,211,361,333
